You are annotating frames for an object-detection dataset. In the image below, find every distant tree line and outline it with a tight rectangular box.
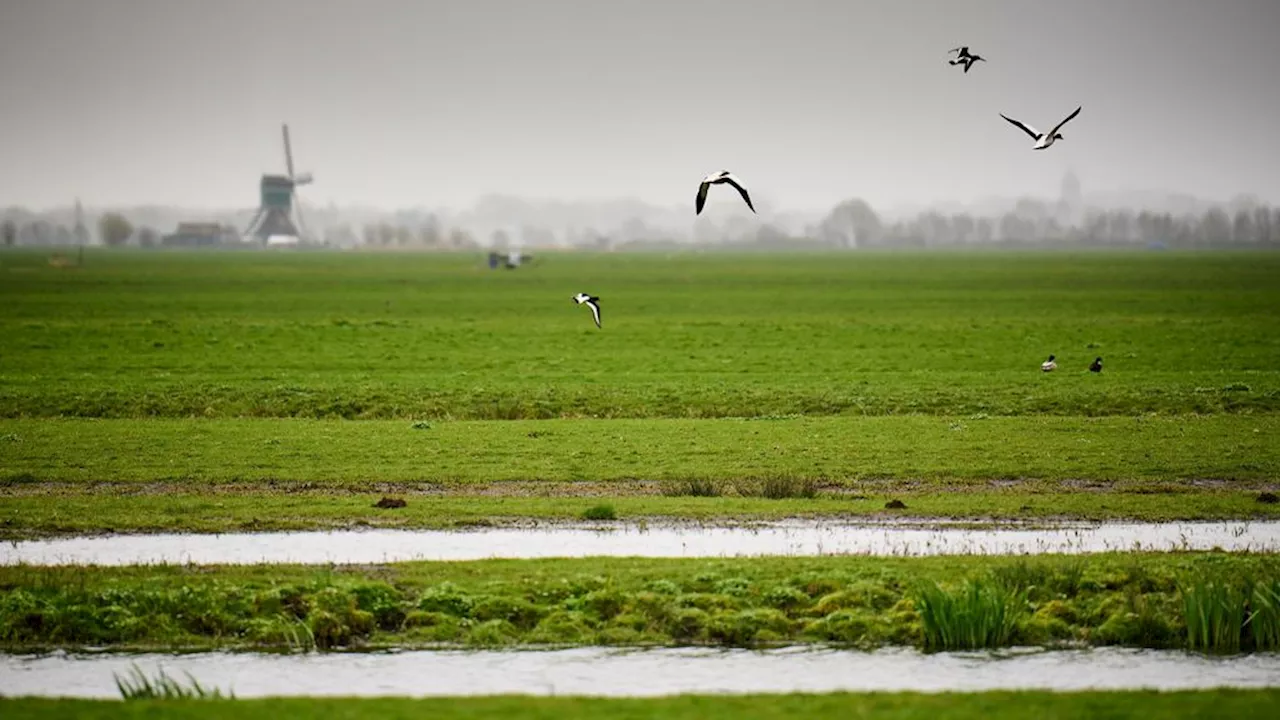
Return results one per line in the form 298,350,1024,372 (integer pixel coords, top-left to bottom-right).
814,198,1280,248
2,199,1277,250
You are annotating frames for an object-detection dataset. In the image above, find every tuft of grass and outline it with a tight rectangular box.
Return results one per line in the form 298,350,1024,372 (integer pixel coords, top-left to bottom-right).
914,580,1025,651
1183,578,1251,654
581,504,617,521
114,664,230,700
1248,580,1280,651
661,479,722,497
755,477,819,500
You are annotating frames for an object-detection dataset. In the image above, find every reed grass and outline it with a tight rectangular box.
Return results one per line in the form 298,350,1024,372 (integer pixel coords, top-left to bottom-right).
914,580,1025,651
114,664,230,701
1248,580,1280,651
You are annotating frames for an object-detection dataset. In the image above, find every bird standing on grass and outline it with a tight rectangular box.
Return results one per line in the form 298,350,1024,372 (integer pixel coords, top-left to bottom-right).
572,292,601,329
1041,354,1058,372
1090,357,1103,373
696,171,755,215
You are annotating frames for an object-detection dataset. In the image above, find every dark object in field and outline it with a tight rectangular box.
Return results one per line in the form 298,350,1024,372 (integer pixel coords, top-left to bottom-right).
884,499,908,509
1090,357,1103,373
1258,492,1279,505
373,496,407,509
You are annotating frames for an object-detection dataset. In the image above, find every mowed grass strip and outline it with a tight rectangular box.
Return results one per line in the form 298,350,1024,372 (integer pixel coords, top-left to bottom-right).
4,691,1280,720
3,553,1278,653
2,415,1276,486
2,250,1278,419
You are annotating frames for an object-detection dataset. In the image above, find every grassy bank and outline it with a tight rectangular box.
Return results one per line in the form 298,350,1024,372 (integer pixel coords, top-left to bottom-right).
4,553,1278,654
2,490,1278,540
4,690,1280,719
3,250,1277,420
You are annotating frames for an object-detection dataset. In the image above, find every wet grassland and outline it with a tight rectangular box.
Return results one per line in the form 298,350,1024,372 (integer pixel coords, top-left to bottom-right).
3,249,1279,713
2,249,1278,534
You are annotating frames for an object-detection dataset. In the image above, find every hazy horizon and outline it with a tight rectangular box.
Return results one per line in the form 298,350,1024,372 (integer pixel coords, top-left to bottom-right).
2,0,1278,215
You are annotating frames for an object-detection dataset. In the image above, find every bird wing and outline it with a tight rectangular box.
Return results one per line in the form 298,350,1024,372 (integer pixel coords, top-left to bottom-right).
695,181,710,215
587,300,601,328
1000,113,1041,140
721,174,756,213
1047,105,1082,137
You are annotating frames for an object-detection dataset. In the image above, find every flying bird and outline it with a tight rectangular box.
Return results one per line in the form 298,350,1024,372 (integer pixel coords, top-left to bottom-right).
1041,354,1058,372
947,46,986,73
572,292,601,329
1089,357,1103,373
1000,106,1082,150
696,171,755,215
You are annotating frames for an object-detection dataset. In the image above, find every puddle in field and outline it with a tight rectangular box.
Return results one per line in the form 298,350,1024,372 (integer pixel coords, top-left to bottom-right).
2,519,1278,567
2,647,1279,698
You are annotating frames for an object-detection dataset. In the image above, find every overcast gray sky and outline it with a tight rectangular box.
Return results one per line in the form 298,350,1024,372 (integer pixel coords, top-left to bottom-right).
1,0,1277,213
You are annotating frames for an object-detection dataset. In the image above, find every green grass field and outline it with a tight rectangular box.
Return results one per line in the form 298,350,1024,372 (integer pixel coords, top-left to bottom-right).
2,249,1276,420
2,249,1278,533
6,690,1279,719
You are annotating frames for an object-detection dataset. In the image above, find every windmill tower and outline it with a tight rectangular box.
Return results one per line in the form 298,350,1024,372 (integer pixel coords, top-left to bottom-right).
243,124,314,244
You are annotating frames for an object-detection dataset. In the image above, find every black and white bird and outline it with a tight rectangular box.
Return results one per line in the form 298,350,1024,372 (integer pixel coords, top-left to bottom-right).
1000,106,1082,150
1089,357,1103,373
947,46,986,73
572,292,601,329
696,171,755,215
1041,354,1058,372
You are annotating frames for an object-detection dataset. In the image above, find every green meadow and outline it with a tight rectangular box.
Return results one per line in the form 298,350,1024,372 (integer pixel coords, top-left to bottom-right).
2,249,1277,421
1,249,1278,532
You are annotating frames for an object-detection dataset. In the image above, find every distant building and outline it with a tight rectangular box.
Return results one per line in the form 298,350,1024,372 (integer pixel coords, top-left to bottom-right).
161,222,241,247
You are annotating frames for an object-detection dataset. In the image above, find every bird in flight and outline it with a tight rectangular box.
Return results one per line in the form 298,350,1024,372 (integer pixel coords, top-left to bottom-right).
696,171,755,215
1000,106,1082,150
572,292,601,329
1041,354,1058,372
947,46,986,73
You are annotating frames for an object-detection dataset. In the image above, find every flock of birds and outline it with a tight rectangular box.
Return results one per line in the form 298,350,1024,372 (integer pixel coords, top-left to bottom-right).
573,45,1085,335
1042,354,1104,374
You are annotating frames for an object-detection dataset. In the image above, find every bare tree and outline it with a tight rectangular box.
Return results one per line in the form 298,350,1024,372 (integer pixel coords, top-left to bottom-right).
1,219,15,246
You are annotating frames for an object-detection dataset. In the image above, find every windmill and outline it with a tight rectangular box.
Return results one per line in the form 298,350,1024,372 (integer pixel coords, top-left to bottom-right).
243,124,315,244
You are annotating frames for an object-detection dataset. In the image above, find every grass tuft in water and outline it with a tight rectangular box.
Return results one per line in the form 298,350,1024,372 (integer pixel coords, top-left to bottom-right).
914,579,1025,651
114,664,230,700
